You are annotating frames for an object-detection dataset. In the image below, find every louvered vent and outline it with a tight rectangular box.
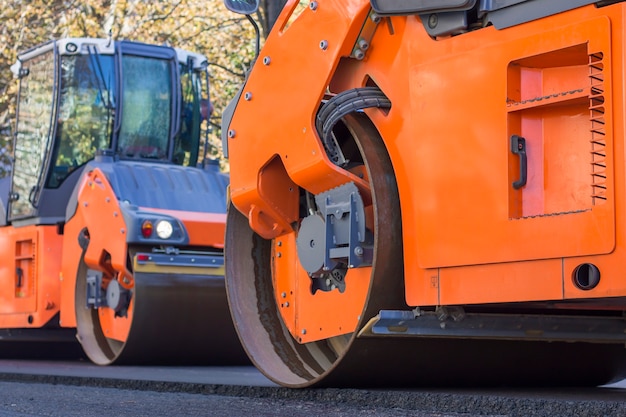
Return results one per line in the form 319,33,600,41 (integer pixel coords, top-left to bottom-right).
589,52,606,205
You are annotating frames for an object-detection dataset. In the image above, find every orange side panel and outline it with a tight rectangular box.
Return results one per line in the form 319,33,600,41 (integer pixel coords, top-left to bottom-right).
59,208,85,328
328,5,626,307
273,232,369,343
0,225,63,328
228,0,373,239
60,168,130,327
437,260,564,306
77,169,130,282
407,17,614,269
233,2,626,308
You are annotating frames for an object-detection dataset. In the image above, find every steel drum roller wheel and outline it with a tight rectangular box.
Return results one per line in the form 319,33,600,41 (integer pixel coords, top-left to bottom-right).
225,113,626,388
225,113,406,387
74,252,248,365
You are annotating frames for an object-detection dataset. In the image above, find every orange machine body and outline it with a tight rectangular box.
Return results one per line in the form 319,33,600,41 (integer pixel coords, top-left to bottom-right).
226,1,626,342
0,225,63,329
0,166,227,332
0,38,237,364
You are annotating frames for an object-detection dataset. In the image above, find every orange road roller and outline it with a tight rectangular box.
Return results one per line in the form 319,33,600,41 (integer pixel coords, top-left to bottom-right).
0,37,246,365
222,0,626,387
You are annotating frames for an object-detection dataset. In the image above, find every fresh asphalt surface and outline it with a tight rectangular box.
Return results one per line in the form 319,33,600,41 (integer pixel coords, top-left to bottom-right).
0,360,624,416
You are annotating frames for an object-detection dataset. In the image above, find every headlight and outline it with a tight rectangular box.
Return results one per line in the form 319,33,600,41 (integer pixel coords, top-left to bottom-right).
155,220,173,239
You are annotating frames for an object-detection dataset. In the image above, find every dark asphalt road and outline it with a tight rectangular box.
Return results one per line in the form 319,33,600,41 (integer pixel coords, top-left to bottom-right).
0,360,624,416
0,381,476,417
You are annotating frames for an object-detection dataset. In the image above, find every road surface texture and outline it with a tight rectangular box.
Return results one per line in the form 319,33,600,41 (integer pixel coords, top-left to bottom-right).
0,360,623,416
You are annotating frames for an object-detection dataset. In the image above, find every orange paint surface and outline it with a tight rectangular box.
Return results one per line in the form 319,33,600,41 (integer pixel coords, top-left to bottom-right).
228,1,626,319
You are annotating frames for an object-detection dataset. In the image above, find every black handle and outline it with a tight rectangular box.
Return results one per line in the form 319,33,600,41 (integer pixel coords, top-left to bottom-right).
511,135,527,189
16,267,23,288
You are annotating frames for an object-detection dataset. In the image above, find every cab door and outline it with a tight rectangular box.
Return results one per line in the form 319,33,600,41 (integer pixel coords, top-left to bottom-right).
9,45,57,221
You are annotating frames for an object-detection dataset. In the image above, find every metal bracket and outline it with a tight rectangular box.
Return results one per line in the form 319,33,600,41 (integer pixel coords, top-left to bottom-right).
350,9,381,60
86,269,106,309
359,309,626,344
315,182,372,269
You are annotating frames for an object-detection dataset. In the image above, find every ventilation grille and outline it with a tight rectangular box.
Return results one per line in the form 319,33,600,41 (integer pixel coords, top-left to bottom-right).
589,52,606,204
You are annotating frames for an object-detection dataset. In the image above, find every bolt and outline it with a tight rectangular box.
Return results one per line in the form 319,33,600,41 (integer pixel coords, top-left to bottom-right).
123,276,130,284
263,56,271,65
358,39,369,50
105,197,110,203
301,329,307,335
113,212,118,217
244,92,252,101
285,302,290,307
309,1,317,11
319,40,328,50
120,228,125,234
277,252,282,258
371,13,381,23
228,129,236,138
281,292,287,298
354,49,365,60
277,241,282,247
354,246,364,256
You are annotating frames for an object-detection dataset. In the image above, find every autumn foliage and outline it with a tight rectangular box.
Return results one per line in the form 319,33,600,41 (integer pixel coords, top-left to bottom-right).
0,0,268,168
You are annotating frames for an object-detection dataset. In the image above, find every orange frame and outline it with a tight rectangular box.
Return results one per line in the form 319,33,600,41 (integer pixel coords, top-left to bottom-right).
227,0,626,338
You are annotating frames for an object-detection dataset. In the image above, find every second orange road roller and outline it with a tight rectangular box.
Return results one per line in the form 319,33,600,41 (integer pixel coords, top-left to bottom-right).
222,0,626,387
0,37,247,364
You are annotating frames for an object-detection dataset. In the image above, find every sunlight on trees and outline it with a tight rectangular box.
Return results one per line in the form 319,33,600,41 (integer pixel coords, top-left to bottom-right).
0,0,267,171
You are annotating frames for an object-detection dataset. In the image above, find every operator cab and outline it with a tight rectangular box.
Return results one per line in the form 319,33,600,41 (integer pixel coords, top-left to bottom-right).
4,38,210,225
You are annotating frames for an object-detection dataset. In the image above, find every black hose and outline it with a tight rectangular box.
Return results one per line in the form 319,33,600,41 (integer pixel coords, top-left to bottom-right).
315,87,391,166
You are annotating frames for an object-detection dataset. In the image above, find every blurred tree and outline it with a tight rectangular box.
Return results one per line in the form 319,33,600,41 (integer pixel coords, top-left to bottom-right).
0,0,270,171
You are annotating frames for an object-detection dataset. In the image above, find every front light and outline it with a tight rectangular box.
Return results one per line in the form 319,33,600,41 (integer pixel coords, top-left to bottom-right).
155,220,174,239
141,220,153,238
